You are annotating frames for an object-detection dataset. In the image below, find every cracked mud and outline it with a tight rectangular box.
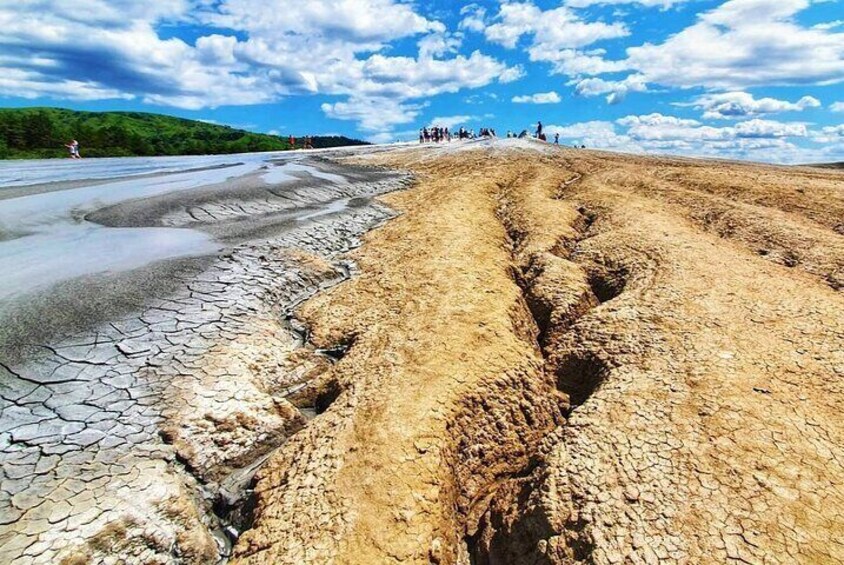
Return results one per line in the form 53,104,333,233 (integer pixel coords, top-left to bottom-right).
0,152,409,564
3,140,843,565
232,140,843,565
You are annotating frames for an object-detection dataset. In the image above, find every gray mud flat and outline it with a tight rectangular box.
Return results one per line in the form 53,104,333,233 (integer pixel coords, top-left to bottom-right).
0,152,410,564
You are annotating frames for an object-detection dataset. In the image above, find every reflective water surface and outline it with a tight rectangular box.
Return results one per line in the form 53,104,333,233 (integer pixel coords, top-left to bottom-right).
0,151,360,300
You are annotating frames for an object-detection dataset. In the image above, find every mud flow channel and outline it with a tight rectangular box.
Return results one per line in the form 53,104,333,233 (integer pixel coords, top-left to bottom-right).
0,149,411,564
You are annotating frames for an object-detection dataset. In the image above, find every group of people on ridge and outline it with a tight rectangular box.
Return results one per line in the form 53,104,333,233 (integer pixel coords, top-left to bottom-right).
418,120,578,147
419,126,450,143
419,125,502,143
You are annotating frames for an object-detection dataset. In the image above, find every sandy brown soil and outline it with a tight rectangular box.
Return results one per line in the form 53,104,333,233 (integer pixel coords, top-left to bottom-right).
233,140,843,564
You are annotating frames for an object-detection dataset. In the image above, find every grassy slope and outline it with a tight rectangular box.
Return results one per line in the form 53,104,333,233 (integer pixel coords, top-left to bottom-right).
0,107,367,159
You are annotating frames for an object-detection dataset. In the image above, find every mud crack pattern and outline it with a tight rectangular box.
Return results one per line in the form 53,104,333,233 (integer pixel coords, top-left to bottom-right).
0,166,408,564
234,140,843,565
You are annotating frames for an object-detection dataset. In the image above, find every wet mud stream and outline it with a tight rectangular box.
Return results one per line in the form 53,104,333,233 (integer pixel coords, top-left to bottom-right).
0,152,411,564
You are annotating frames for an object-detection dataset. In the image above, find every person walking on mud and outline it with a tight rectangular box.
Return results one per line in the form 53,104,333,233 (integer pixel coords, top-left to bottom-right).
64,139,81,159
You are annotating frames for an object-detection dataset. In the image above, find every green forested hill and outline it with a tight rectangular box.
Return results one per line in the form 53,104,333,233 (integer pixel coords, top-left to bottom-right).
0,108,367,159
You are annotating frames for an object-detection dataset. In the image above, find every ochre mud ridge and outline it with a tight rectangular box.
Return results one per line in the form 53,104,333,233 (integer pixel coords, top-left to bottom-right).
235,141,843,565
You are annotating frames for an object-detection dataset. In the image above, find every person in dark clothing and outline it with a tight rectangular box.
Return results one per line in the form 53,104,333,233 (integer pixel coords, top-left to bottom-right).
536,121,543,138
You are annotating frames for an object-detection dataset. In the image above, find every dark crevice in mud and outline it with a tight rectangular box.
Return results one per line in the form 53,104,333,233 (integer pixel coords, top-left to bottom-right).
587,266,628,304
214,457,268,545
496,178,530,255
284,361,349,419
280,314,354,418
465,470,555,565
158,429,206,483
555,352,609,411
206,286,357,553
157,428,235,557
313,377,344,415
314,340,352,363
576,206,597,233
201,214,388,554
518,284,553,347
177,203,399,560
202,182,397,554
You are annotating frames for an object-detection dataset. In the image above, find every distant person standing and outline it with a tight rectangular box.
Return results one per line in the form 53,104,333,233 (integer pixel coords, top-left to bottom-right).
554,133,559,145
536,121,543,138
64,139,81,159
288,135,296,149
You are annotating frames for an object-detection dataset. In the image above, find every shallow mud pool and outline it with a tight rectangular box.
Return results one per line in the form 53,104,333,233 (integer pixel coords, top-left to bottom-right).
0,148,410,564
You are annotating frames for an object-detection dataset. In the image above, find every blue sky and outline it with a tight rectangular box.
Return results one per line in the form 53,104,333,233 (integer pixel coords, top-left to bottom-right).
1,0,843,163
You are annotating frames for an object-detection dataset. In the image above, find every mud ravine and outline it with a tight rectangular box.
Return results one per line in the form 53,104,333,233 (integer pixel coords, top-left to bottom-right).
2,140,843,564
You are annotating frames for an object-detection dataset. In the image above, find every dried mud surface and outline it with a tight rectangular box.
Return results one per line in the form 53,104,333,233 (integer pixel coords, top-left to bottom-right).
4,141,842,564
234,140,843,565
0,158,410,564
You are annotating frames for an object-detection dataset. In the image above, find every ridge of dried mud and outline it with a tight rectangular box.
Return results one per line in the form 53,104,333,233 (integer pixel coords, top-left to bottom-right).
233,141,843,565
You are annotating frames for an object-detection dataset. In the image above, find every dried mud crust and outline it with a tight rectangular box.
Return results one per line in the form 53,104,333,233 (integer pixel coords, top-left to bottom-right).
233,141,844,565
0,170,409,564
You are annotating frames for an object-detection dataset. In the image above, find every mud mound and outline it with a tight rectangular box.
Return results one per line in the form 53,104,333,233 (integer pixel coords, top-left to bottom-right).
235,140,844,564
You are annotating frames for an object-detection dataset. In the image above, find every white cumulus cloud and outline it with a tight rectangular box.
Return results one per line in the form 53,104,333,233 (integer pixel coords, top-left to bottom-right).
428,115,478,129
512,91,562,104
482,1,629,74
459,4,487,33
566,0,690,7
573,75,646,104
550,112,828,163
688,92,821,119
321,97,425,131
625,0,844,90
0,0,520,132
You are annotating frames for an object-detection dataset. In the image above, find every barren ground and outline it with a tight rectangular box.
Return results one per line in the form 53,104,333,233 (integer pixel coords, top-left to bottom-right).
2,140,842,564
233,140,843,565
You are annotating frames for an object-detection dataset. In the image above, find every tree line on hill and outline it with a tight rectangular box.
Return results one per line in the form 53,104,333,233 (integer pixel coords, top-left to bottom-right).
0,108,367,159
